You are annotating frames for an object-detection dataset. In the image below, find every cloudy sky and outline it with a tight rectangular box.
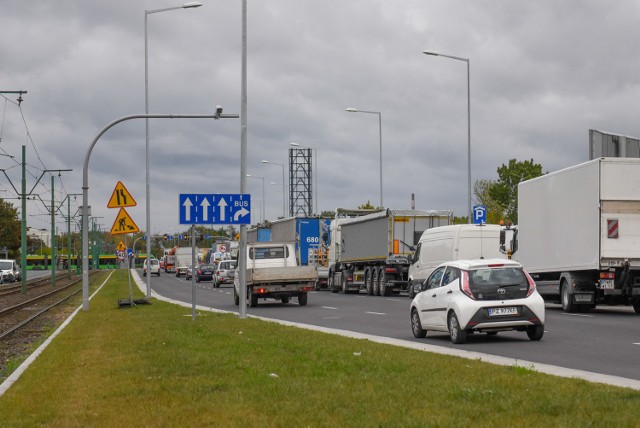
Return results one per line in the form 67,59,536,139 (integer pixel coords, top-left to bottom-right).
1,1,639,239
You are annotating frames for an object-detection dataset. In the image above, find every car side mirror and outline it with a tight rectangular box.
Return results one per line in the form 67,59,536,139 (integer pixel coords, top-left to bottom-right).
407,254,413,264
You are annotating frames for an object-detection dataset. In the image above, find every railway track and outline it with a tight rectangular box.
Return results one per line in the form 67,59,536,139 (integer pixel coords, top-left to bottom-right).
0,271,97,340
0,272,72,297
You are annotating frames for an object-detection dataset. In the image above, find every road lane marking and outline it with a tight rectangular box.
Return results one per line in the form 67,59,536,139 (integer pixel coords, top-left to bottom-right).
386,299,402,302
366,311,387,315
322,306,338,310
562,313,595,318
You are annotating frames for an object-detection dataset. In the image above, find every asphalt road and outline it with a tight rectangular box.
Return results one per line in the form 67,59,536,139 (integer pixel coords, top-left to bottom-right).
145,270,640,381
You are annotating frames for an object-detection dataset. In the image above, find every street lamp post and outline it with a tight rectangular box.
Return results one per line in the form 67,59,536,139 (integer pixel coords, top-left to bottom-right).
345,108,383,208
289,142,318,215
261,160,286,218
145,1,202,299
246,174,265,222
423,50,471,224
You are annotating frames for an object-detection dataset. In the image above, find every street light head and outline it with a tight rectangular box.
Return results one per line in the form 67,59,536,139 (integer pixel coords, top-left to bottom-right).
345,108,358,113
182,2,203,8
261,160,270,164
289,142,300,147
422,50,439,56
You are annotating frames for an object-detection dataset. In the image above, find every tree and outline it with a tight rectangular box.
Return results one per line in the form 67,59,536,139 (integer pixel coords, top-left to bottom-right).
473,179,504,224
488,159,543,224
0,199,21,258
358,201,377,209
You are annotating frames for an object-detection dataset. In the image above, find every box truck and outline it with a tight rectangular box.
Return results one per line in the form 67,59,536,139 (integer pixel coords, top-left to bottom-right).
511,157,640,313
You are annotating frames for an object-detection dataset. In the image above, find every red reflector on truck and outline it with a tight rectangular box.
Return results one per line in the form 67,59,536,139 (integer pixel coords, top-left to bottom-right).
385,267,397,273
600,272,615,279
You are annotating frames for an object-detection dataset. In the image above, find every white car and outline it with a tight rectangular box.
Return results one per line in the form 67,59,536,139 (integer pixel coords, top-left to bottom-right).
143,258,160,277
410,259,545,344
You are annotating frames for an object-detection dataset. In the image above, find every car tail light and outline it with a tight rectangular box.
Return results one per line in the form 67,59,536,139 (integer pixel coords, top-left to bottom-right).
524,270,537,297
460,271,475,300
385,267,397,274
197,269,202,275
600,272,615,279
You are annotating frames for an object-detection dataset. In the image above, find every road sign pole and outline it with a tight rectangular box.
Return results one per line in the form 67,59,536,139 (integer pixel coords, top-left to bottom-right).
191,224,196,320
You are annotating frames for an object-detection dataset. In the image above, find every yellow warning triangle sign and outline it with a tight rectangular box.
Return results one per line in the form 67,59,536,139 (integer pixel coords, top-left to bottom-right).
117,240,126,251
110,208,140,235
107,181,137,208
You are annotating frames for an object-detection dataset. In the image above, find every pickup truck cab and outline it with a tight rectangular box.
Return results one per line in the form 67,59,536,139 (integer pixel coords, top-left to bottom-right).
234,242,317,307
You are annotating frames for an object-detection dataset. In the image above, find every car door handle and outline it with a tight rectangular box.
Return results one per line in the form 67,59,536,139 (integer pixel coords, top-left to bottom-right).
431,294,436,298
447,290,453,294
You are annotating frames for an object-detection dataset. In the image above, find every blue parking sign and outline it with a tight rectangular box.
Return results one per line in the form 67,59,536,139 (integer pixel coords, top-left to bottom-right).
473,205,487,224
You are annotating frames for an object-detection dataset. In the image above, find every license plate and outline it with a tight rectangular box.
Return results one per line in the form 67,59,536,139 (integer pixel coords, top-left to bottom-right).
203,271,212,275
600,279,614,289
575,294,593,303
488,307,519,317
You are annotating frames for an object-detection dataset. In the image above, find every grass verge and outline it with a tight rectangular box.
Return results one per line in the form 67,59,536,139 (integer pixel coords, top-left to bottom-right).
1,269,639,427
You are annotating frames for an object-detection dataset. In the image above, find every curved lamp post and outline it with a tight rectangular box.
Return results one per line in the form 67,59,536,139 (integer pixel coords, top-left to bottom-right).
423,50,471,223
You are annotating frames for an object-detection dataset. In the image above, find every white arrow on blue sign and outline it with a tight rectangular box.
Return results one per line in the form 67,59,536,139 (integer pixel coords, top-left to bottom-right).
179,194,251,225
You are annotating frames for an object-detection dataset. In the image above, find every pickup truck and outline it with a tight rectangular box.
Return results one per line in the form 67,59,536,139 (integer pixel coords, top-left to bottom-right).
234,242,317,307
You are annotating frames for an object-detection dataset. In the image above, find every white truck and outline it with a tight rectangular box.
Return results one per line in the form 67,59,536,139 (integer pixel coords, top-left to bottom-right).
328,209,453,296
507,157,640,313
234,242,317,307
174,247,195,277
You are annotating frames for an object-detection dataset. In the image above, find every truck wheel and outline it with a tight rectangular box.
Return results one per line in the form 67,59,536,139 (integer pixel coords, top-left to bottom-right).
365,269,373,295
448,312,467,344
233,288,239,305
634,302,640,314
249,291,258,308
373,269,380,296
411,308,427,338
281,296,290,304
527,324,544,341
561,280,577,313
340,274,348,294
380,269,392,296
298,293,308,306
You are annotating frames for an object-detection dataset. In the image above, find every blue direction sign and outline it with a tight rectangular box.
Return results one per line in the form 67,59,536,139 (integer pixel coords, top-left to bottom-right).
473,205,487,225
179,194,251,225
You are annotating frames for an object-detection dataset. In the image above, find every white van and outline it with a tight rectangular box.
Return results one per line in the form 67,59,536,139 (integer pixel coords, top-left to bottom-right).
408,224,506,298
0,259,20,283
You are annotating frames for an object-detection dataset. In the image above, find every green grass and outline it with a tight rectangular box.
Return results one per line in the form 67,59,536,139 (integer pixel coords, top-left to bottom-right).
1,269,640,427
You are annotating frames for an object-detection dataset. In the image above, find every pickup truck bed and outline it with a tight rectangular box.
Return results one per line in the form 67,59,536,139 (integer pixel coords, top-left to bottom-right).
246,265,317,283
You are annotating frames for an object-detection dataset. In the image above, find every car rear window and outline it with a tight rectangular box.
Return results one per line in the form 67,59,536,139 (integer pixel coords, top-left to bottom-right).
470,267,525,286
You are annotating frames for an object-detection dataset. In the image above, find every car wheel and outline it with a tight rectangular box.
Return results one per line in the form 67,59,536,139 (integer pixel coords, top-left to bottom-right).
633,301,640,314
365,269,373,295
233,288,239,305
527,325,544,341
561,280,577,313
281,296,290,304
448,312,467,344
411,308,427,338
408,281,416,299
373,269,380,296
298,292,308,306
